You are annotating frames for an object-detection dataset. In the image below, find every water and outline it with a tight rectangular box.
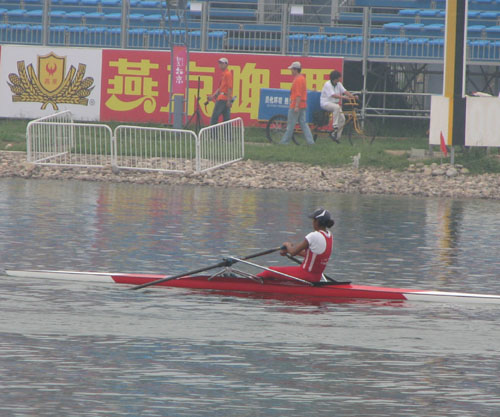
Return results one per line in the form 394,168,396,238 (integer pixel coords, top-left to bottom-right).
1,178,499,417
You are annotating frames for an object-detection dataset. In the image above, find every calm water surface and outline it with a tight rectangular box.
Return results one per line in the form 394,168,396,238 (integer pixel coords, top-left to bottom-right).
1,178,499,417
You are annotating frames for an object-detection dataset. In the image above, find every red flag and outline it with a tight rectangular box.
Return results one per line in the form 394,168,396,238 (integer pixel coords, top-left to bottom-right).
440,131,448,157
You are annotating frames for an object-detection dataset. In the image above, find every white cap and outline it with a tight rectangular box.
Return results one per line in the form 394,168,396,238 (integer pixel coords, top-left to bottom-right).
288,61,301,69
218,57,229,64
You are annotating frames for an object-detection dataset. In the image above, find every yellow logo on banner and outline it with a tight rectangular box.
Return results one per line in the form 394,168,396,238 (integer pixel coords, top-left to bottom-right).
38,53,65,93
7,52,95,110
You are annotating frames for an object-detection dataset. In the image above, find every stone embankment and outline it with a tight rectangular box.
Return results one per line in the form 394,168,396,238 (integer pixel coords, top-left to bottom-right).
1,151,500,199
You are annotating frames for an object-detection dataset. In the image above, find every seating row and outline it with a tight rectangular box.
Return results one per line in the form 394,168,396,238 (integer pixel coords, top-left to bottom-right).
383,22,500,39
1,23,499,61
355,0,500,12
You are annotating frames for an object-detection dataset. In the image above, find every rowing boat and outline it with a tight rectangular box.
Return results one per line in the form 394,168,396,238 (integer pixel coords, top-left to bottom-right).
5,269,500,304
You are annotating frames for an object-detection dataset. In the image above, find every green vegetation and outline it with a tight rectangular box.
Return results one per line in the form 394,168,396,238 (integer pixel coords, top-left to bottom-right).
2,118,499,174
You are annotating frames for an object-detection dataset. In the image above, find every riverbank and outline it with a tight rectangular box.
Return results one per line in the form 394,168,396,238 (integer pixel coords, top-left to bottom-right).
2,151,500,199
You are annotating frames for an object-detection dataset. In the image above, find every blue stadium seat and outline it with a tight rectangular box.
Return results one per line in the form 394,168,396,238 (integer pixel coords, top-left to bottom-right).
146,28,169,48
383,22,405,35
469,39,492,59
326,35,348,55
492,40,500,59
479,11,500,21
10,23,34,43
66,11,86,25
308,34,328,54
101,0,121,13
404,23,424,35
85,11,105,25
6,9,27,24
127,27,147,47
473,0,499,11
423,23,444,36
59,0,79,12
104,12,122,26
398,9,420,19
345,36,363,56
468,24,486,39
67,25,88,45
287,33,306,53
81,0,99,12
49,25,68,44
129,13,144,28
25,9,42,24
408,37,428,58
23,0,42,10
207,30,226,50
427,38,444,58
370,37,388,56
50,10,67,25
143,13,162,27
485,25,500,39
289,25,320,34
387,37,408,56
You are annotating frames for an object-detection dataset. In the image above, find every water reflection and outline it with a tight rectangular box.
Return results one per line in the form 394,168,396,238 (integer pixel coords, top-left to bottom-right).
1,177,500,294
1,175,500,417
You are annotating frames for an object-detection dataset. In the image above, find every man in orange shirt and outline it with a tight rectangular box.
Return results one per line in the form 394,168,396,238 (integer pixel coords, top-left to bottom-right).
208,57,233,125
280,61,315,145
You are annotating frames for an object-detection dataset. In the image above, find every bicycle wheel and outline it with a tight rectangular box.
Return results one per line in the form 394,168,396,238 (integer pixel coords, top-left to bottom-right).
359,117,377,144
266,114,298,144
341,115,355,145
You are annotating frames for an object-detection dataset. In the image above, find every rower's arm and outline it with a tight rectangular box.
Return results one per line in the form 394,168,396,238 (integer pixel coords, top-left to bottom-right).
281,239,309,257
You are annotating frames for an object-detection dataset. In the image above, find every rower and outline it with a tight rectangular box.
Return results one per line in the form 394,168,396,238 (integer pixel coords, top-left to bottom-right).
257,208,334,283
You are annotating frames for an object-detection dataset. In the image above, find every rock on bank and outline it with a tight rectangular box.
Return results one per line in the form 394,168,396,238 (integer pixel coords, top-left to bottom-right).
1,151,500,200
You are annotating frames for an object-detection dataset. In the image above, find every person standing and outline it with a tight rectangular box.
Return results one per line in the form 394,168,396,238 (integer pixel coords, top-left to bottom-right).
208,57,233,125
280,61,315,145
320,70,356,142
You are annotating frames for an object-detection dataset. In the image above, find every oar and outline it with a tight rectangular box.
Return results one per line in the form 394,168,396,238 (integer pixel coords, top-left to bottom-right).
228,256,313,286
130,246,283,291
284,253,344,284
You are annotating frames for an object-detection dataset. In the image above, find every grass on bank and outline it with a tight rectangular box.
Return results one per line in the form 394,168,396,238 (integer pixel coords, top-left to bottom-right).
1,118,499,174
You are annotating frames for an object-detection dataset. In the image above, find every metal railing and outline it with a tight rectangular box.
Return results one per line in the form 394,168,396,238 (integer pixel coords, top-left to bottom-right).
27,110,114,167
197,117,244,172
114,125,198,173
26,112,244,173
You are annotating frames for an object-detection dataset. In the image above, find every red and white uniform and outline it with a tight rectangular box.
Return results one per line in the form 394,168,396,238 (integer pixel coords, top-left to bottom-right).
301,230,333,275
258,230,333,283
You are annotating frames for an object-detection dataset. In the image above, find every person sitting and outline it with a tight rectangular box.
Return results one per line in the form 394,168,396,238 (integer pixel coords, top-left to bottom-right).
257,208,334,283
320,70,356,142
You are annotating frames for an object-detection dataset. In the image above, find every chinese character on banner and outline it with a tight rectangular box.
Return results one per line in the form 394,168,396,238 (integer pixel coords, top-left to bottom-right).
172,45,187,96
105,58,160,113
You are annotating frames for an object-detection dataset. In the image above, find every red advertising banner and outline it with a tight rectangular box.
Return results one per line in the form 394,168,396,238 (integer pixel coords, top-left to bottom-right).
100,50,342,125
100,49,171,123
172,45,187,96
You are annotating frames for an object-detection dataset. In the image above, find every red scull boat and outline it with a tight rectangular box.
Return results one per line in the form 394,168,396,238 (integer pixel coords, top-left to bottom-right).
5,269,500,304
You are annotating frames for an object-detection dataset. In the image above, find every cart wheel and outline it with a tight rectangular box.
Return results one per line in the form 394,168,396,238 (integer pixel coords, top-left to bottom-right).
266,114,297,144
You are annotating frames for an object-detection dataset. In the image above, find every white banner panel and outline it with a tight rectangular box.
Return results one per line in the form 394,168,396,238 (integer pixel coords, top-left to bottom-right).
0,45,102,121
465,96,500,147
429,95,449,145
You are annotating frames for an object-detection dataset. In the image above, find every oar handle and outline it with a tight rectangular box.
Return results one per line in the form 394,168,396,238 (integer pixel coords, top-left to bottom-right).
242,246,284,260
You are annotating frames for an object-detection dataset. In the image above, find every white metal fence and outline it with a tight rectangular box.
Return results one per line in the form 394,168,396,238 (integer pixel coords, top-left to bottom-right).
26,112,244,173
197,118,245,172
26,111,114,167
114,125,198,173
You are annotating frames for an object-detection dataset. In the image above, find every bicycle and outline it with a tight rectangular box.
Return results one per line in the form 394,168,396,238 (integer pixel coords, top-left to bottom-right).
265,97,377,145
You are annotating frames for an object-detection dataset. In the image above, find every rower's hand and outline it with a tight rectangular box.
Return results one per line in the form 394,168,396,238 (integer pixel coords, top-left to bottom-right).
280,242,292,256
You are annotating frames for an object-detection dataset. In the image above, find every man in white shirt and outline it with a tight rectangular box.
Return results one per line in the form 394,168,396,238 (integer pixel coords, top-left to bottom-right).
320,70,356,142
